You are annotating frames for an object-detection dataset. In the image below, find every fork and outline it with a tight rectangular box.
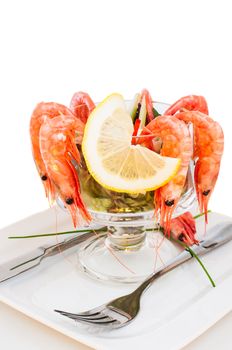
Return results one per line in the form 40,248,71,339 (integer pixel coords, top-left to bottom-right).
55,221,232,329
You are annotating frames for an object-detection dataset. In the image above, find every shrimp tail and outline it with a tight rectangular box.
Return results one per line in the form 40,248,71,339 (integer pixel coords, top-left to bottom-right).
70,91,95,124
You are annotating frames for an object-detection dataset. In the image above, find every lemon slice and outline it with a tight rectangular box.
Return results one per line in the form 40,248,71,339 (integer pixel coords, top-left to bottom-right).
82,93,180,193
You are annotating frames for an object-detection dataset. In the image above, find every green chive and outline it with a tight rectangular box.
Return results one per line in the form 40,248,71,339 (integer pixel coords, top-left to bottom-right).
193,210,211,219
171,236,216,288
8,211,211,239
152,107,160,118
8,226,107,239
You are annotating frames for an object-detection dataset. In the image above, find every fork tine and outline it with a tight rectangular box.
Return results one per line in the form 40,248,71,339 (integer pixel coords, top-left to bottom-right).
56,305,103,317
55,309,119,325
74,311,100,317
54,310,104,319
55,309,102,318
55,309,110,321
73,317,118,325
71,314,109,321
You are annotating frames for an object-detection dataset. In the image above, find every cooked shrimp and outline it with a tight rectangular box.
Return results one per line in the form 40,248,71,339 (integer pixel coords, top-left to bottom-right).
175,111,224,223
70,91,95,124
140,115,193,235
165,95,209,115
39,114,91,227
170,212,198,246
30,102,84,202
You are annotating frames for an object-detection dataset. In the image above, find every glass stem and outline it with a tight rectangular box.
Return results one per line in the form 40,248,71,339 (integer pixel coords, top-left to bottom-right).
106,226,146,251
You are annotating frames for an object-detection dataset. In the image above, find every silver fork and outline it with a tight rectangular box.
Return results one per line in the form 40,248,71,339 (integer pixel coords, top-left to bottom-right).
55,221,232,329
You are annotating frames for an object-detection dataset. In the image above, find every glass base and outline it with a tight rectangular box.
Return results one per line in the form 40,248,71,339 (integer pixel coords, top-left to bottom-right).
78,228,179,283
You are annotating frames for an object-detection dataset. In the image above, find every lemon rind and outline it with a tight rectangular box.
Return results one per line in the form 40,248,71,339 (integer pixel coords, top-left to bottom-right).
82,92,126,147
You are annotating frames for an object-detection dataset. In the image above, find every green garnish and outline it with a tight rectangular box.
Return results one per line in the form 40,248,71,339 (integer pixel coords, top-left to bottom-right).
152,107,160,118
8,211,211,239
171,236,216,287
193,210,211,219
8,227,107,239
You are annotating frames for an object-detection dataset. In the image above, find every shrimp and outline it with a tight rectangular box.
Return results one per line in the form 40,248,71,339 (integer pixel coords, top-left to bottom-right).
165,95,209,116
39,114,91,227
175,111,224,224
70,91,95,124
30,102,84,202
140,115,193,235
170,212,198,246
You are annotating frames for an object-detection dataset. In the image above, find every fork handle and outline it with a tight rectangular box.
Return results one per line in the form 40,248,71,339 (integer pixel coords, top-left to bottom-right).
135,249,192,295
42,231,97,258
134,221,232,296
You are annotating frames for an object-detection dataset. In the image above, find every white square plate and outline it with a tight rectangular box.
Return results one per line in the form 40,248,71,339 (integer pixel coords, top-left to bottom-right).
0,208,232,350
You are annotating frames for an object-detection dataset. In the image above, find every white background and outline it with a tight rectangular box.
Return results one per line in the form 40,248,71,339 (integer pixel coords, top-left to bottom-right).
0,1,232,349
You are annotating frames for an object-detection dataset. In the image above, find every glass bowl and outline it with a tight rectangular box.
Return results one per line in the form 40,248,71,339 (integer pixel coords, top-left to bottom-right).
59,101,196,283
